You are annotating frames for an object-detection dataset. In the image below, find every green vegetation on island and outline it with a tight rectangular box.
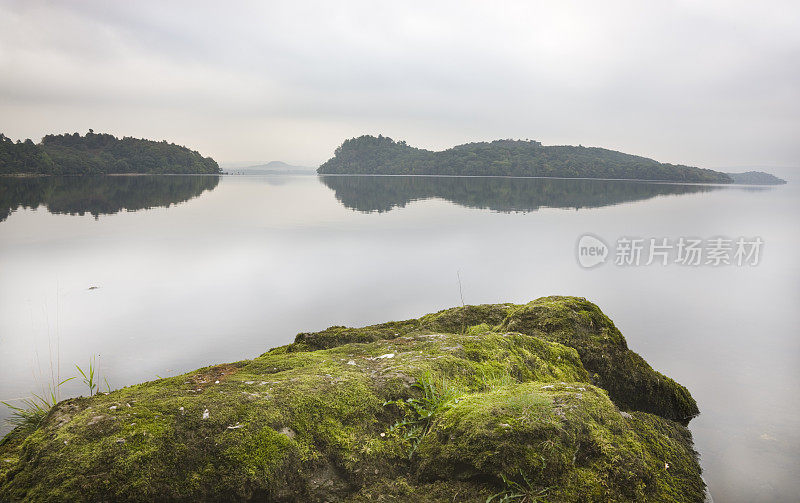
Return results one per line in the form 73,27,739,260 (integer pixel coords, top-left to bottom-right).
0,131,220,175
0,297,703,502
318,135,733,183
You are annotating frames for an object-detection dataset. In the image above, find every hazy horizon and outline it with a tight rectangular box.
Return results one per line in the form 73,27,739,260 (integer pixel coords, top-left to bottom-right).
1,1,799,168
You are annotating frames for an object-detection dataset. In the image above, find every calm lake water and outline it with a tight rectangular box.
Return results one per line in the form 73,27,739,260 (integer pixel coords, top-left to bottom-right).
1,174,798,502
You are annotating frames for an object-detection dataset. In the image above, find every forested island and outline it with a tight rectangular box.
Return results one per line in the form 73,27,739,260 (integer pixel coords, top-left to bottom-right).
0,298,704,502
318,135,734,183
0,131,220,175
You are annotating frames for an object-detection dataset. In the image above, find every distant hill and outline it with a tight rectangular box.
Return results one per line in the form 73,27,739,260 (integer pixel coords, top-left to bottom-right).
726,171,787,185
231,160,315,174
0,131,220,175
318,135,733,183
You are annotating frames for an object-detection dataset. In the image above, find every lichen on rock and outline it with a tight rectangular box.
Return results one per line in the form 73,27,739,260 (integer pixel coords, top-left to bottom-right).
0,297,704,502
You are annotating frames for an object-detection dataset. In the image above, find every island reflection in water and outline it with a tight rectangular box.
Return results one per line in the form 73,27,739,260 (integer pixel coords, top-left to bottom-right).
319,175,732,213
0,175,220,222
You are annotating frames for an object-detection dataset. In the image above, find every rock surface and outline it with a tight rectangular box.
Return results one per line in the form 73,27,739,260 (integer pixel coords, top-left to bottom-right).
0,296,704,502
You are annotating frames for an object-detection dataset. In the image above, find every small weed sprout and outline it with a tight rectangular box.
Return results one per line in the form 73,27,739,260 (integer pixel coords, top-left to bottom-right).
3,352,112,434
1,376,75,432
457,270,466,335
383,372,462,458
487,471,551,503
75,354,102,397
477,368,517,391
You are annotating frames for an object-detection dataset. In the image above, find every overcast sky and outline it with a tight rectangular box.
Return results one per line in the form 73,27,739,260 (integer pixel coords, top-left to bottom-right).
1,0,798,168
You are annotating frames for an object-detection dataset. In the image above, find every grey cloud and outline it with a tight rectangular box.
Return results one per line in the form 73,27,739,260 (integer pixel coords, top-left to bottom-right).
0,0,798,167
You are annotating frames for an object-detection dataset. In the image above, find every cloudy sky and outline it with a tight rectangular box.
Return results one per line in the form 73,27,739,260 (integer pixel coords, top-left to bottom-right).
1,0,798,168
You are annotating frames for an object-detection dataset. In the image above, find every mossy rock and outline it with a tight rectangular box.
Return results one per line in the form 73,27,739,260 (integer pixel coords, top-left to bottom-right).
498,297,699,423
415,383,704,501
0,297,704,502
293,297,698,423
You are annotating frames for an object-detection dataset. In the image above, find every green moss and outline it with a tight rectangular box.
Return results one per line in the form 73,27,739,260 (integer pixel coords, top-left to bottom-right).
287,297,698,423
0,298,704,502
225,426,298,489
415,382,704,502
346,477,492,502
289,303,515,352
499,297,699,423
291,320,422,352
419,304,516,334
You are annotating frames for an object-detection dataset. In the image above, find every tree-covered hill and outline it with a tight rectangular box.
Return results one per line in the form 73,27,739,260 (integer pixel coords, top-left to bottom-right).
0,131,220,175
318,135,733,183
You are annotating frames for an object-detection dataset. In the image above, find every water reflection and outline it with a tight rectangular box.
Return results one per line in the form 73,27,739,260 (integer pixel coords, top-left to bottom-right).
0,174,795,502
319,175,728,213
0,175,220,221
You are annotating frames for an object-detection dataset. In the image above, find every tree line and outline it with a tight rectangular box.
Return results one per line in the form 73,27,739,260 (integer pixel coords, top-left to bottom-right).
317,135,733,183
0,131,220,175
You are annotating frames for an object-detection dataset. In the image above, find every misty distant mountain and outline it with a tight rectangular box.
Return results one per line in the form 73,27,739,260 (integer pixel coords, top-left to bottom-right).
231,161,316,174
726,171,787,185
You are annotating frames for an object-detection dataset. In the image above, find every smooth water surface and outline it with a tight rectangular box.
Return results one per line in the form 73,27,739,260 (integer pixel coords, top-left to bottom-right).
0,174,798,502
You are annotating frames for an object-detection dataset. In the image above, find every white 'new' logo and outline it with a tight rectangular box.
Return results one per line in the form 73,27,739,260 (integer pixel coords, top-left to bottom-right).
577,234,608,268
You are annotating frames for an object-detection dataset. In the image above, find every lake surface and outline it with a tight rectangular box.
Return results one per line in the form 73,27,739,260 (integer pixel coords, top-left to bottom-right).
1,173,798,502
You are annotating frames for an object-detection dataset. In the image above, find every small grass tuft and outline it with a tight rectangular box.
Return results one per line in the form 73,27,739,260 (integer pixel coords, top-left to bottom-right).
487,471,550,503
384,372,464,458
1,399,50,433
75,354,101,397
1,375,74,433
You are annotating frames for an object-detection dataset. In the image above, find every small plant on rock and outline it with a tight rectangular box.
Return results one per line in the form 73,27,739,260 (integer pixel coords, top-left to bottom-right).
1,377,75,433
487,470,551,503
383,372,462,458
75,355,102,397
